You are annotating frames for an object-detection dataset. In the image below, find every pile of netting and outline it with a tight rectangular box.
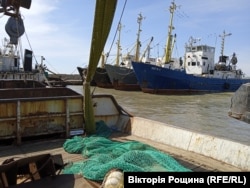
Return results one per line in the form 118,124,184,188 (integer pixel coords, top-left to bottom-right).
62,120,191,181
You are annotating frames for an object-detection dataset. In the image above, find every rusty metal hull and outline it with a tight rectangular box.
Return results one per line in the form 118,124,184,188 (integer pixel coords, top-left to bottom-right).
0,80,46,88
0,88,84,144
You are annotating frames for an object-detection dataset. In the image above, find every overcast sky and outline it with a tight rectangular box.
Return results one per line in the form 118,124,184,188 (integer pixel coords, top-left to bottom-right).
0,0,249,76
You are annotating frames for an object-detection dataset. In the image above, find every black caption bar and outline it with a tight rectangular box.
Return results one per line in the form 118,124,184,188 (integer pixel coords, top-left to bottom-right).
124,172,250,188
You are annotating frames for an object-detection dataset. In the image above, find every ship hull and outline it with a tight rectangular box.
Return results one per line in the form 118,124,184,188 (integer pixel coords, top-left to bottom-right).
93,67,113,88
105,64,141,91
77,66,114,88
132,62,250,94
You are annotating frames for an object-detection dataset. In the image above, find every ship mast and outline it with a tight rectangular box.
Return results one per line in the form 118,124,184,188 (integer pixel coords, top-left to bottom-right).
140,36,154,62
135,13,143,61
115,22,122,66
164,1,177,63
219,30,231,57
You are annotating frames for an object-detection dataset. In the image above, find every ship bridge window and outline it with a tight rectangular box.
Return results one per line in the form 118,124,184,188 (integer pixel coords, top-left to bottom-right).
197,46,202,51
191,62,196,66
208,47,215,53
202,57,208,59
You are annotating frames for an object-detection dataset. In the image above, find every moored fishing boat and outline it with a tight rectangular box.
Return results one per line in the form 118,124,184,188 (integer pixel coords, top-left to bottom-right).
0,1,67,88
105,13,147,91
131,1,250,94
0,20,48,88
0,38,67,88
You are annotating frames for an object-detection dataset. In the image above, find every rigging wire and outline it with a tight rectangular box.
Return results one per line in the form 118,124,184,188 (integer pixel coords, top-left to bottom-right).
105,0,127,64
14,14,25,68
18,13,42,67
23,26,40,65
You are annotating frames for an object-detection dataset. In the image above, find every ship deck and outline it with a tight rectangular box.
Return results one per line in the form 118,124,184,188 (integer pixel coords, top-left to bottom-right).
0,132,243,187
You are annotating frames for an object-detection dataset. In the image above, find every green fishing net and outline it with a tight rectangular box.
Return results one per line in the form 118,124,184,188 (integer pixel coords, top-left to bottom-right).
62,120,191,181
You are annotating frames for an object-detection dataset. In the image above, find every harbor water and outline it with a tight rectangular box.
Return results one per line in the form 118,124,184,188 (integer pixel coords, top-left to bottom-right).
68,85,250,146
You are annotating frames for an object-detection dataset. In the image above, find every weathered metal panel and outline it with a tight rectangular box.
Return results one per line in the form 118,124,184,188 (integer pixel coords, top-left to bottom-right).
0,102,17,138
67,98,83,112
0,88,84,144
20,99,66,115
0,102,16,117
0,121,15,138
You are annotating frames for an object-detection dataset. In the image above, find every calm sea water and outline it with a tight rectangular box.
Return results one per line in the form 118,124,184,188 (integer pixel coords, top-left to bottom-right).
68,85,250,146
